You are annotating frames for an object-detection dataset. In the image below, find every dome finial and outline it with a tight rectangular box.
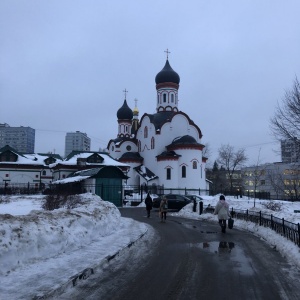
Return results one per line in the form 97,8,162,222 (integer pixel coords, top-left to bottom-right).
164,48,171,60
123,88,128,100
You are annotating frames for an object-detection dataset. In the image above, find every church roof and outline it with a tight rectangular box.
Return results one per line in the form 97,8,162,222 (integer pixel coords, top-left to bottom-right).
134,164,158,182
148,111,176,130
155,59,180,85
117,99,133,120
171,135,198,145
167,135,204,151
119,152,143,162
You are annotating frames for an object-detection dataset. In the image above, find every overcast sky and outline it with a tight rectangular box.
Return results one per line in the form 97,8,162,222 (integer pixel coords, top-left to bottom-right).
1,0,300,166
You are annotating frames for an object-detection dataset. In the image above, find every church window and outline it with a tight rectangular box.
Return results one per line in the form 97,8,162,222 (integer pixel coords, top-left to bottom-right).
42,170,46,175
151,137,155,149
138,140,141,152
182,166,186,178
163,94,167,103
166,168,171,180
171,94,174,102
126,145,131,151
193,161,197,169
144,126,148,138
157,95,159,104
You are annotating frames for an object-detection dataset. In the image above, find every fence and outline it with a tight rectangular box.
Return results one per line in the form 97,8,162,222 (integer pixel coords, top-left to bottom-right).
204,205,300,248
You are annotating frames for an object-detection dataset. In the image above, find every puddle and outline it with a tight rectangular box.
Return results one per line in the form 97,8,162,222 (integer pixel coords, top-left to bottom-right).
198,241,254,275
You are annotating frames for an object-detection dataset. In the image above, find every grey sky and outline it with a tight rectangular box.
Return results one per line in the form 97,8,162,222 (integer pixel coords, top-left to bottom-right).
1,0,300,166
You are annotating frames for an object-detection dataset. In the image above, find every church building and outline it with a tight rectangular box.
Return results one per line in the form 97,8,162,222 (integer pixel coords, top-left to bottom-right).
107,55,207,191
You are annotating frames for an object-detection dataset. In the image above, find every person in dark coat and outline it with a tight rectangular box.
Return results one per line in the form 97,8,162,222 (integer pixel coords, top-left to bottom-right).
144,192,153,218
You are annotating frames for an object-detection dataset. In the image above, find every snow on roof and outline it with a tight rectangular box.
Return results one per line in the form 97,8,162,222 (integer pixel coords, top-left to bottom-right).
0,152,63,166
52,175,91,184
50,152,129,168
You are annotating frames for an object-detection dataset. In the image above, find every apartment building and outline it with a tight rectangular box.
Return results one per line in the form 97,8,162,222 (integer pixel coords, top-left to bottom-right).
242,162,300,200
0,123,35,153
65,131,91,157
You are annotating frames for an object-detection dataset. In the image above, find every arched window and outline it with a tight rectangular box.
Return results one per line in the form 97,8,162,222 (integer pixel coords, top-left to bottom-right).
171,94,174,102
166,168,171,180
138,140,141,152
144,126,148,138
182,166,186,178
163,94,167,103
193,161,197,169
151,137,155,149
157,95,159,104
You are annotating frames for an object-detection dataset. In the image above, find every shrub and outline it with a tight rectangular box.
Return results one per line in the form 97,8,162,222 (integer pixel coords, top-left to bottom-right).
42,194,83,211
261,201,282,211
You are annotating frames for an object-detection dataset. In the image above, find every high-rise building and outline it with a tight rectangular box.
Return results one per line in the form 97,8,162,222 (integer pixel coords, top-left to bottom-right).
281,139,300,163
65,131,91,157
0,123,35,153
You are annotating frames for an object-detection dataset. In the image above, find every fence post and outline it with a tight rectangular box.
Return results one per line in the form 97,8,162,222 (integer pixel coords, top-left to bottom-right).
199,201,203,215
259,211,262,226
271,214,273,230
140,185,143,202
298,223,300,247
282,218,285,236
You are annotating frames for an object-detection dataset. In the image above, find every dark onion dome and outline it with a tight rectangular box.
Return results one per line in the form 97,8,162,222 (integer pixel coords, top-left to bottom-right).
155,60,180,85
117,100,133,120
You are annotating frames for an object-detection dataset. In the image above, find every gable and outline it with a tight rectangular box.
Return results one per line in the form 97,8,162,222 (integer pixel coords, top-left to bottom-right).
0,150,18,162
87,153,104,164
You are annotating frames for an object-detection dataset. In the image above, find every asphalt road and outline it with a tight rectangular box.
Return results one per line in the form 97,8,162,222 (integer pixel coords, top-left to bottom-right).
58,207,300,300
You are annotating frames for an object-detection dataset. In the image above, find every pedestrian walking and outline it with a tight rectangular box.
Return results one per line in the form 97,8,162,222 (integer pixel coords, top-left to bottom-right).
144,192,153,218
214,195,231,233
159,196,168,222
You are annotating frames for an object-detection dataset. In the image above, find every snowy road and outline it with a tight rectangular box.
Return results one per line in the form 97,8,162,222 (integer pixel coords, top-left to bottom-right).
58,207,300,300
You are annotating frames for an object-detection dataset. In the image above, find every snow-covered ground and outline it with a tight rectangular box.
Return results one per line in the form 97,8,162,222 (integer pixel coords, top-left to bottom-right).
0,193,299,299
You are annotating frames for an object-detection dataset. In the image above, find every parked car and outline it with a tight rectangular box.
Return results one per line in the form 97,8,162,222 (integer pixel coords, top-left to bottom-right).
152,194,192,210
185,194,204,202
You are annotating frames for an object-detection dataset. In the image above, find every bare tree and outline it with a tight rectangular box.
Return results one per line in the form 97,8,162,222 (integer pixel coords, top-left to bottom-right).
217,144,248,194
202,142,212,168
249,148,268,207
270,77,300,141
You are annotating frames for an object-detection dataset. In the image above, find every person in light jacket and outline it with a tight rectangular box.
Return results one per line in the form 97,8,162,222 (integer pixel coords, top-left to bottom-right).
214,195,231,233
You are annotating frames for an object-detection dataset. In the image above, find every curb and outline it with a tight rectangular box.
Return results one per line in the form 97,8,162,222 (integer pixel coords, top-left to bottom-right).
33,229,148,300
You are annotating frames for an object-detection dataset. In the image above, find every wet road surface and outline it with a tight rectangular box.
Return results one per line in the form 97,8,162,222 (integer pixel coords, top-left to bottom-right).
58,207,300,300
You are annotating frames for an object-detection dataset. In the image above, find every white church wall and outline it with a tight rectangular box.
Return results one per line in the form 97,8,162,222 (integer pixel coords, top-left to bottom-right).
175,148,206,189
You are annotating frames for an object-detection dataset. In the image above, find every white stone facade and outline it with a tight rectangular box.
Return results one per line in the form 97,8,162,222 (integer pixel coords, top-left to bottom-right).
107,59,207,191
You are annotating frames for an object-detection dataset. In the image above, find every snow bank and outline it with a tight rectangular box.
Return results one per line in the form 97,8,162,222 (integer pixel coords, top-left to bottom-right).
0,193,121,275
